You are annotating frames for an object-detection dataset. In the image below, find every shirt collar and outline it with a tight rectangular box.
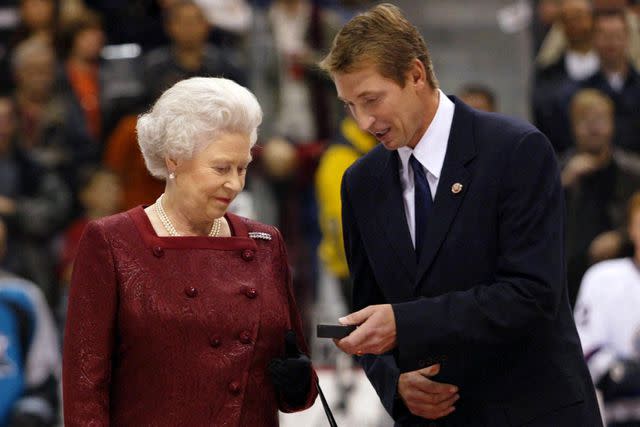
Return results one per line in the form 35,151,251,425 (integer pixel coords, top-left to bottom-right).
398,89,454,179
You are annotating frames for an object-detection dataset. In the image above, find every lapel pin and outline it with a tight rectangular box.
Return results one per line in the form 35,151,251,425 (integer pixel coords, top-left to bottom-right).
451,183,463,194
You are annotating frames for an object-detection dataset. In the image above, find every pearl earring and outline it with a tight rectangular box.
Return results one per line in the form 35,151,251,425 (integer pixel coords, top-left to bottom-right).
169,172,175,179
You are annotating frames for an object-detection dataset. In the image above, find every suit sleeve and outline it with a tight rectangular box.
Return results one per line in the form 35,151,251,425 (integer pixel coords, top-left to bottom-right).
63,221,118,427
392,130,568,367
341,170,413,422
273,228,318,412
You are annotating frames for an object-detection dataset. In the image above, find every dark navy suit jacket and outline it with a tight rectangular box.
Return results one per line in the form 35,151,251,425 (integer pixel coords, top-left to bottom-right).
340,97,602,426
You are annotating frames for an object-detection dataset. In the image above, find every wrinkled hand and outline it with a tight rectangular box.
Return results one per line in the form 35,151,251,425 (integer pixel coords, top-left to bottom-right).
268,330,312,406
398,364,459,420
334,304,396,355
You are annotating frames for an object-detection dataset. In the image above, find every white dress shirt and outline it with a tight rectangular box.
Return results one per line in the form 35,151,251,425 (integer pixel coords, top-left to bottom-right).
397,89,454,247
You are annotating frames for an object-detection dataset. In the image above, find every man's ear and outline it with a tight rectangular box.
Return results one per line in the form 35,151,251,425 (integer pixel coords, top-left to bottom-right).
408,58,426,88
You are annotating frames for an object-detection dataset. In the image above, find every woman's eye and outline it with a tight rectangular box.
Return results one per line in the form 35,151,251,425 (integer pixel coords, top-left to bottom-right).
214,166,229,173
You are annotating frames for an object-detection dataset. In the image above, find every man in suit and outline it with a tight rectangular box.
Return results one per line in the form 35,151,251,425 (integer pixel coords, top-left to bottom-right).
319,3,603,426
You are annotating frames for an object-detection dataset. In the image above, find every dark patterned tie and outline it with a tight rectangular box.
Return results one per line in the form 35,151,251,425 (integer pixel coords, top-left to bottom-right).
409,154,433,259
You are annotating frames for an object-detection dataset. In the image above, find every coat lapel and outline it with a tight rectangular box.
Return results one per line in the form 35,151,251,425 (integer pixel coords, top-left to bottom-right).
374,150,417,285
416,99,477,286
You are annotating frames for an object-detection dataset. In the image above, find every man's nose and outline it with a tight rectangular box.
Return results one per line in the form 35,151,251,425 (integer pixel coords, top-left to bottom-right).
354,111,375,131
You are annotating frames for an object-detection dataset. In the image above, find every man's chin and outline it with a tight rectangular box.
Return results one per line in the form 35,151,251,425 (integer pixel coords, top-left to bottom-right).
381,139,401,151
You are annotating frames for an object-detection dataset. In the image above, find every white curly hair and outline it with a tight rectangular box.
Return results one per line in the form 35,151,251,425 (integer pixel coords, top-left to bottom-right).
136,77,263,179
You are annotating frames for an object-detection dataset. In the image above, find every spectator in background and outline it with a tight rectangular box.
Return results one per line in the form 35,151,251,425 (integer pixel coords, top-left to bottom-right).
0,93,71,307
562,88,640,306
0,218,61,427
583,8,640,153
12,36,98,194
268,0,320,143
0,0,60,90
57,6,138,142
58,10,107,144
266,0,352,143
58,166,122,291
143,0,246,103
575,191,640,427
537,0,640,71
103,114,164,210
533,0,599,153
458,83,497,112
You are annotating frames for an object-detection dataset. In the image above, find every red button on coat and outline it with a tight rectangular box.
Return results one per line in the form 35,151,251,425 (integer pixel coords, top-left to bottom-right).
210,337,221,348
241,250,254,261
239,331,252,344
228,381,241,395
152,246,164,257
185,287,198,298
245,287,258,299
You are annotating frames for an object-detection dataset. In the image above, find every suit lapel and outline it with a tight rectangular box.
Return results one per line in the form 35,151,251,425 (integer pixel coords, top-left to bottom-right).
416,99,477,285
374,150,417,285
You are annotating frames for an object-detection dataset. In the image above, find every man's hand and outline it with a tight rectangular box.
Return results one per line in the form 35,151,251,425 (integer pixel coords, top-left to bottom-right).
334,304,396,355
398,364,459,420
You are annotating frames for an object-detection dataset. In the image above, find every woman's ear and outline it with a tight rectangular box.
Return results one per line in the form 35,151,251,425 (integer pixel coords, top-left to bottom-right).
165,157,178,175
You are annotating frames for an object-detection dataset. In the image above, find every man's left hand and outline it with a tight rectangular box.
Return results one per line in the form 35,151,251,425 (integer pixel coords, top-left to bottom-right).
335,304,396,355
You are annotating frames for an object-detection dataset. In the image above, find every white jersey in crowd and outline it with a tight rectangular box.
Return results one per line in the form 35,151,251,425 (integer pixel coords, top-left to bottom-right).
574,257,640,424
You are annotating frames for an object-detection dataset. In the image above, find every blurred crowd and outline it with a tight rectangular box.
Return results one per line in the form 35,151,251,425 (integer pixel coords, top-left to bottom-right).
0,0,639,426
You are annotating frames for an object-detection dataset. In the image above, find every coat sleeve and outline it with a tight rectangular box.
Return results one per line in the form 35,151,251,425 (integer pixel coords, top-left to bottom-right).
63,221,118,427
392,130,568,367
273,228,318,412
341,171,414,422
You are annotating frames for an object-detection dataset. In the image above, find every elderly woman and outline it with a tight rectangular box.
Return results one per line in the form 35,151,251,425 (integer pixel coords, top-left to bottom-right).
62,77,317,426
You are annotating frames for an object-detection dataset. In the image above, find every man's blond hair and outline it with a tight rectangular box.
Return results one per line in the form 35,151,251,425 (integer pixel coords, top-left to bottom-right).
319,3,438,88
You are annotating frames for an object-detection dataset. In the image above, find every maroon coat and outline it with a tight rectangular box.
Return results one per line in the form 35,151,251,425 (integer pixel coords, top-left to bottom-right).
63,206,317,426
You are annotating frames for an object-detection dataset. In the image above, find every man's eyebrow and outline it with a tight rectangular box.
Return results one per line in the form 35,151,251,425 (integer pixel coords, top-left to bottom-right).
357,91,380,99
338,91,380,103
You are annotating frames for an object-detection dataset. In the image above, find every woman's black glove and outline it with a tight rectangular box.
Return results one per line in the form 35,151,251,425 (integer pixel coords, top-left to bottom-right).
268,329,312,407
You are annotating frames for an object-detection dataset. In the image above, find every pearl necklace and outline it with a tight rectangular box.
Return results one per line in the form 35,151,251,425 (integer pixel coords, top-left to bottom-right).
154,194,221,237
